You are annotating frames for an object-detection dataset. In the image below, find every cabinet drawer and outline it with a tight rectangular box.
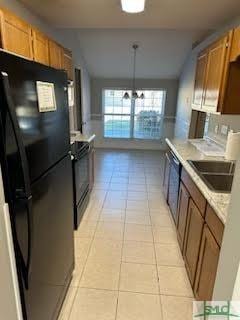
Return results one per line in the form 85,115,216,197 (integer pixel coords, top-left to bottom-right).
181,168,207,217
205,205,224,246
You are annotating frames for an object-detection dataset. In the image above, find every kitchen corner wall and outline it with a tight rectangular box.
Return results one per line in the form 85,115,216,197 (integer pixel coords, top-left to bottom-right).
90,78,178,150
58,30,92,135
175,15,240,140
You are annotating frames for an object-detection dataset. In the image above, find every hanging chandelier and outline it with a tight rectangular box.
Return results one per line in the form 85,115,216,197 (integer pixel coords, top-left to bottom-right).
123,44,144,100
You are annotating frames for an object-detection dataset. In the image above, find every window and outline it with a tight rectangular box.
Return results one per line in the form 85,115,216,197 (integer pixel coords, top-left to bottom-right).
103,90,131,138
103,89,166,139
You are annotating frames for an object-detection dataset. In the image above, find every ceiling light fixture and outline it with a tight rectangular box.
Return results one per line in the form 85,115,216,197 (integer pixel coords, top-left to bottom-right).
121,0,145,13
124,44,144,100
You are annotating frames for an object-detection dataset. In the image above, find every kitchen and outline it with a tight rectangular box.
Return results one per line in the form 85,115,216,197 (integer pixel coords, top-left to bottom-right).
0,0,240,320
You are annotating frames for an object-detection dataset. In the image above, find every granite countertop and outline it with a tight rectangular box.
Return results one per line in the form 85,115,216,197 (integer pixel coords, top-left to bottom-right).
166,138,231,224
70,132,96,144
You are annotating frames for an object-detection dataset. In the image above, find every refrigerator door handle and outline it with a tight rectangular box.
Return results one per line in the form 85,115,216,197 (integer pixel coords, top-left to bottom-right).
1,72,33,290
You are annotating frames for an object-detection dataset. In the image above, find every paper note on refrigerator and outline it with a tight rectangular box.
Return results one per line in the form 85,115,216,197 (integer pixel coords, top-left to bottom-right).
36,81,57,112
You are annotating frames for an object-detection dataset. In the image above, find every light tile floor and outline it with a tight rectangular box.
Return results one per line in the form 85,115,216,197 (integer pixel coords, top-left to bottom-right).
59,149,194,320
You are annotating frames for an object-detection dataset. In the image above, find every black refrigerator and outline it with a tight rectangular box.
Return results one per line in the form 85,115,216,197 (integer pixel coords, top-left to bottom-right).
0,51,74,320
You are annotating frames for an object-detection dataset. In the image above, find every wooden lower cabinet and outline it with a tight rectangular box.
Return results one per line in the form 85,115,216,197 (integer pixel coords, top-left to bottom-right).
194,225,220,300
183,198,204,286
163,152,170,201
177,182,190,252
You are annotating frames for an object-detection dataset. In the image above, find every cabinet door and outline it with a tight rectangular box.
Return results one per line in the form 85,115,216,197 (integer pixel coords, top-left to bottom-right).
230,26,240,62
192,51,208,108
184,198,204,286
0,9,33,59
177,182,190,252
49,40,62,69
202,35,229,111
163,152,170,201
194,225,220,300
62,48,74,80
32,29,49,65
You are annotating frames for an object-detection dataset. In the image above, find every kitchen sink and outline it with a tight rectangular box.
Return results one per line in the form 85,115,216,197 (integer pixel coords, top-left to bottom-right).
188,160,235,174
187,160,235,193
201,173,234,193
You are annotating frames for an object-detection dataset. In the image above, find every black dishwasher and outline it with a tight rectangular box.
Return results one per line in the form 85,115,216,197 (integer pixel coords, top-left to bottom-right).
168,151,182,224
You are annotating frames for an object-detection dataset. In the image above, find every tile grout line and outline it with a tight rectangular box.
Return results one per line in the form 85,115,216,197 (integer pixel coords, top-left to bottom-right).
67,197,103,319
114,199,127,320
148,177,165,320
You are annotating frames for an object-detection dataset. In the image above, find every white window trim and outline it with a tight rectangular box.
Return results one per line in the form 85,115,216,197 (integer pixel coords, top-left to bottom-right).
102,88,167,140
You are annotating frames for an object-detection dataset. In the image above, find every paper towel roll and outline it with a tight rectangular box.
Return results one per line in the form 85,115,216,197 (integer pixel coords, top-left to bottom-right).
225,130,240,160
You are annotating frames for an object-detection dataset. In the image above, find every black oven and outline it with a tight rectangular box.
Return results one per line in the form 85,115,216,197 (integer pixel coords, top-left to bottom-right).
71,141,90,229
168,150,182,224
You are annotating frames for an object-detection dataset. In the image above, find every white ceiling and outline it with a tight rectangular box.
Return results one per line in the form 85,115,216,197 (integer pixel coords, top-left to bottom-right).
20,0,240,78
66,28,199,78
21,0,240,29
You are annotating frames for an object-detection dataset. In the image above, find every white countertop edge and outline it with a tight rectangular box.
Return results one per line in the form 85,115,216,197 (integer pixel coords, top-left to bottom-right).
71,134,96,144
166,138,229,225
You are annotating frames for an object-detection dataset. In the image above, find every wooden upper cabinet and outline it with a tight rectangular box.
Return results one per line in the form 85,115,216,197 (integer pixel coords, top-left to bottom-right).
183,198,204,286
194,225,220,300
0,8,33,59
32,29,49,66
0,7,73,72
48,40,63,70
191,30,240,114
230,26,240,61
202,35,229,111
177,182,190,252
62,48,74,80
192,51,208,108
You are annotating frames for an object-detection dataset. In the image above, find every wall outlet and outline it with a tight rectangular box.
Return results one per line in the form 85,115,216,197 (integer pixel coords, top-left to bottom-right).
221,125,229,136
214,125,219,134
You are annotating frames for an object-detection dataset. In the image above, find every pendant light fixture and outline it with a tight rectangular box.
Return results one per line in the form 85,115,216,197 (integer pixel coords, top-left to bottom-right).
121,0,145,13
124,44,144,100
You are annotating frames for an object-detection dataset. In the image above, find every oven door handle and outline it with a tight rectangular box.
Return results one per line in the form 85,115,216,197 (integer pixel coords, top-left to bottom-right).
76,145,90,160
